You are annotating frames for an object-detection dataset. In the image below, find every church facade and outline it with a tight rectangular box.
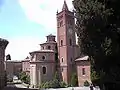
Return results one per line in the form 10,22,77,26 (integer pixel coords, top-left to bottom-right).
29,1,91,87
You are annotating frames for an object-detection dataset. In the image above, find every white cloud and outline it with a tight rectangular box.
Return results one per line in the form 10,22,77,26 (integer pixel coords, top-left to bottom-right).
19,0,73,31
5,0,74,60
5,36,45,60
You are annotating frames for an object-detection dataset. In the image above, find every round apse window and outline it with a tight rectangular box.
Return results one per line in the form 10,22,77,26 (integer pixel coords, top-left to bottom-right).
42,56,45,60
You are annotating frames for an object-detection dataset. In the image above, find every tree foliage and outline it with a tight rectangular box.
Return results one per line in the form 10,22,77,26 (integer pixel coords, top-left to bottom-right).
39,80,67,89
70,73,78,87
6,54,11,60
39,72,67,89
19,72,30,84
84,80,90,86
73,0,120,89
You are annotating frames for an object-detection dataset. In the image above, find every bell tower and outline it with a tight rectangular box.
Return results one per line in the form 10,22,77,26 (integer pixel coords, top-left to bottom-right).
56,0,76,84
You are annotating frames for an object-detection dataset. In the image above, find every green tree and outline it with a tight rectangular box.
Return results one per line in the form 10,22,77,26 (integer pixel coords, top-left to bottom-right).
84,80,90,86
6,54,11,60
73,0,120,89
52,72,61,88
39,72,68,89
43,81,51,89
70,73,78,87
19,72,30,84
60,81,67,88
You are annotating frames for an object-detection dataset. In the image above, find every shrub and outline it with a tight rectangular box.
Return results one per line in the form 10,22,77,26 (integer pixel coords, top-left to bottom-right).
7,77,13,82
43,82,51,88
84,80,90,86
39,72,68,89
60,81,67,88
70,73,78,87
39,80,68,89
19,72,30,84
39,82,44,88
66,84,72,87
39,81,55,89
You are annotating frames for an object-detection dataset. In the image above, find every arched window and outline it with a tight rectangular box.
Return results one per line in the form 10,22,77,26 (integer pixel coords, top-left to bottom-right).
61,67,63,72
82,68,85,75
69,39,72,46
61,40,63,46
61,58,64,62
48,46,51,49
42,67,46,74
71,58,72,62
42,46,44,49
42,56,45,60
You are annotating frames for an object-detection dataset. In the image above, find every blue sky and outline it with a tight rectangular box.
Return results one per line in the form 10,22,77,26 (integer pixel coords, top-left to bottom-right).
0,0,73,60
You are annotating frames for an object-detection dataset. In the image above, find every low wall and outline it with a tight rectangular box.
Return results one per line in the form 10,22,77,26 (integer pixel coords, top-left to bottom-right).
40,87,100,90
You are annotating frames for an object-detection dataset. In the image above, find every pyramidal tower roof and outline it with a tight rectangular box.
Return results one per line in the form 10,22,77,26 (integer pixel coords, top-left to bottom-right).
62,0,69,11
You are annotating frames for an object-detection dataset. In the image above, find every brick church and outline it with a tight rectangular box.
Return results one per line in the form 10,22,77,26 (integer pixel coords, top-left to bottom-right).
29,1,91,87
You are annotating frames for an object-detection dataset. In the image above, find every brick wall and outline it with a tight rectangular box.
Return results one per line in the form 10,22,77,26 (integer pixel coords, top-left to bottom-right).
76,60,91,86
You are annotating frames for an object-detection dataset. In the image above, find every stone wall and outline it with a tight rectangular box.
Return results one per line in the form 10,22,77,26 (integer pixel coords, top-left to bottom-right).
6,61,22,79
22,59,30,75
0,38,9,89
